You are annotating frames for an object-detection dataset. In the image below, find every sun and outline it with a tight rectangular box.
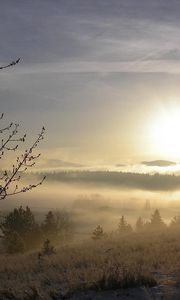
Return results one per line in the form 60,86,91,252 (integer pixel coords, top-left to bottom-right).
151,109,180,158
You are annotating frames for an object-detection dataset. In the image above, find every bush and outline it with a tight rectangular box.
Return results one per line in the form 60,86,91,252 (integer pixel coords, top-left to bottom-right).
41,239,56,256
92,266,157,290
170,215,180,229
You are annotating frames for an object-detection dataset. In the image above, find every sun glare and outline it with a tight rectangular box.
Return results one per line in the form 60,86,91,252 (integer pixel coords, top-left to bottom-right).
151,109,180,158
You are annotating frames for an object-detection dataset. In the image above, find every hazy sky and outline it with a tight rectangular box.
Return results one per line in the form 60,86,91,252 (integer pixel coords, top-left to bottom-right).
1,0,180,168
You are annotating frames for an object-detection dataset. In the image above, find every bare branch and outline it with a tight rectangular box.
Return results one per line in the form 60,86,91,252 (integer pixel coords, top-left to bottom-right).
0,115,27,159
0,59,45,199
0,58,20,70
0,116,46,200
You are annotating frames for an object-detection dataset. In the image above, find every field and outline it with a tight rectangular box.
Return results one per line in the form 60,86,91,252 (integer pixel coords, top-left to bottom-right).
1,179,180,300
1,226,180,299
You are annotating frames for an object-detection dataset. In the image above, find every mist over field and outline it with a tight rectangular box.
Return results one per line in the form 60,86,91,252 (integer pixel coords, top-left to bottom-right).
1,170,180,236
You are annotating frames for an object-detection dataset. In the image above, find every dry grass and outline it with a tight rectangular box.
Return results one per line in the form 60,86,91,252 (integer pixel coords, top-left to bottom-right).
0,229,180,299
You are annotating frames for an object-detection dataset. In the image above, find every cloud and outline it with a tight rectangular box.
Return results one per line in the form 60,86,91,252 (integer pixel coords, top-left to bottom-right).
1,0,180,68
141,160,177,167
151,49,180,61
44,170,180,191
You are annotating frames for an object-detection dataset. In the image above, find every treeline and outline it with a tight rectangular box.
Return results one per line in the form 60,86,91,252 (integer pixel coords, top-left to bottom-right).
36,170,180,191
2,206,180,253
0,206,72,253
92,209,180,240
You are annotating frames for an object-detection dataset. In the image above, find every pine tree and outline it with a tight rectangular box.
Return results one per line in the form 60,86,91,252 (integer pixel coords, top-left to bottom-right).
118,216,132,234
144,199,151,210
149,209,166,229
42,210,72,242
3,231,25,254
0,206,41,251
136,217,144,231
92,225,105,240
170,215,180,228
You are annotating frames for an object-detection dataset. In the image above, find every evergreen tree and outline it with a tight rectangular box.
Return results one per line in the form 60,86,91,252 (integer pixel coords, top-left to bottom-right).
43,211,57,234
118,216,132,234
149,209,166,229
136,217,144,231
0,206,41,251
1,206,37,235
4,231,25,254
42,210,72,242
144,199,151,210
170,215,180,228
92,225,105,240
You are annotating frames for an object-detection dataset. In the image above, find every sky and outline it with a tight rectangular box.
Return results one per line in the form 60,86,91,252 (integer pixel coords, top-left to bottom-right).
1,0,180,170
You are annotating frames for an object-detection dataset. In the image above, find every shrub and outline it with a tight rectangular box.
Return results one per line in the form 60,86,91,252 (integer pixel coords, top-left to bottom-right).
41,239,56,256
170,215,180,228
92,266,157,290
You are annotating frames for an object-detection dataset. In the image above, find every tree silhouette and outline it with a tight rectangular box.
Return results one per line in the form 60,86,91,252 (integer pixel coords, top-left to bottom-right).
92,225,105,240
149,209,166,229
42,210,72,242
43,211,57,236
118,216,132,234
136,217,144,231
0,206,42,251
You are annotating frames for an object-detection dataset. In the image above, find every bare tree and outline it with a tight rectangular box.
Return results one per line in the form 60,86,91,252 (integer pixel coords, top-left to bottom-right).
0,59,45,200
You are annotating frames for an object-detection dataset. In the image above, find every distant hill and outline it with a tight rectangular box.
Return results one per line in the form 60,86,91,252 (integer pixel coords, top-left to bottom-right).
141,160,176,167
41,170,180,191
